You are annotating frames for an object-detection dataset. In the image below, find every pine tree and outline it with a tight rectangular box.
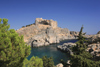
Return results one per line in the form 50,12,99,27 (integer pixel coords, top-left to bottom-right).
71,26,100,67
78,25,84,40
0,18,31,67
72,26,87,54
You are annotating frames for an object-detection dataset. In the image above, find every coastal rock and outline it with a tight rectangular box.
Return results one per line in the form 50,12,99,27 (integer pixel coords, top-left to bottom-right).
63,43,76,47
57,43,76,55
87,43,100,57
44,42,49,46
16,18,77,47
67,60,71,67
84,31,100,43
56,63,63,67
67,60,70,64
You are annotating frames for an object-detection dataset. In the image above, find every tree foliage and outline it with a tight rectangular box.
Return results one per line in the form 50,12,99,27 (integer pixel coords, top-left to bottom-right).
42,56,54,67
71,26,100,67
0,18,31,67
72,26,87,54
0,18,54,67
71,54,100,67
23,56,43,67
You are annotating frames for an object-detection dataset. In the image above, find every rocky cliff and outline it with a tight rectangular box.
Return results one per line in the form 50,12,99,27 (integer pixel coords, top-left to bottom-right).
16,18,76,47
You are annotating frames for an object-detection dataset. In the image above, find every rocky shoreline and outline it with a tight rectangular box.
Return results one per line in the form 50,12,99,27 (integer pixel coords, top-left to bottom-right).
57,42,76,55
57,33,100,59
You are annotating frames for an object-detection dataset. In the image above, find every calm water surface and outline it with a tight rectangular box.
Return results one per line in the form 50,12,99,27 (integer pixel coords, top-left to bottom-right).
27,39,77,65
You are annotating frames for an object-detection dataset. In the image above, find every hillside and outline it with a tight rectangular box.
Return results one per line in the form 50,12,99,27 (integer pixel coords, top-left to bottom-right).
16,18,77,47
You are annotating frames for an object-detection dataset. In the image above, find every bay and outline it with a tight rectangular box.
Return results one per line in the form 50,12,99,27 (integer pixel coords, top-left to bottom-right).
27,39,77,65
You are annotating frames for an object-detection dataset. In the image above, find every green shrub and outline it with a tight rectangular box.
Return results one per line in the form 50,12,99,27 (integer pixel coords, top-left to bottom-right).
0,18,31,67
23,56,43,67
42,56,54,67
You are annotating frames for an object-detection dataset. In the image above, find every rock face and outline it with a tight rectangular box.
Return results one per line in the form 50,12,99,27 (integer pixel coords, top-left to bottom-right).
57,43,76,55
16,18,76,47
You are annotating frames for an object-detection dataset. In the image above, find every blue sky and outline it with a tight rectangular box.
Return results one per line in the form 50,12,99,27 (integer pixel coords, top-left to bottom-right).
0,0,100,34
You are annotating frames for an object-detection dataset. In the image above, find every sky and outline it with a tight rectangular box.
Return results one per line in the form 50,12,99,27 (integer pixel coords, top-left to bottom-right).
0,0,100,34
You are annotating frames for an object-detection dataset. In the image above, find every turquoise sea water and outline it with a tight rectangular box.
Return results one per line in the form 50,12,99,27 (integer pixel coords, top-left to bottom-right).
27,39,77,65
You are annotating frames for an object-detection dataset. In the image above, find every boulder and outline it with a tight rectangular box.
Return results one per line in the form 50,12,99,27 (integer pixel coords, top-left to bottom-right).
87,43,100,57
56,63,63,67
44,42,49,46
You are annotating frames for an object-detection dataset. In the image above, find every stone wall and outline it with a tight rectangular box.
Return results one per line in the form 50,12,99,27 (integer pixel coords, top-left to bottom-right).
35,18,57,28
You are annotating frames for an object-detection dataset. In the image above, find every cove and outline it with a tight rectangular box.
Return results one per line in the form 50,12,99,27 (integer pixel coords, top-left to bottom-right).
27,39,77,65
